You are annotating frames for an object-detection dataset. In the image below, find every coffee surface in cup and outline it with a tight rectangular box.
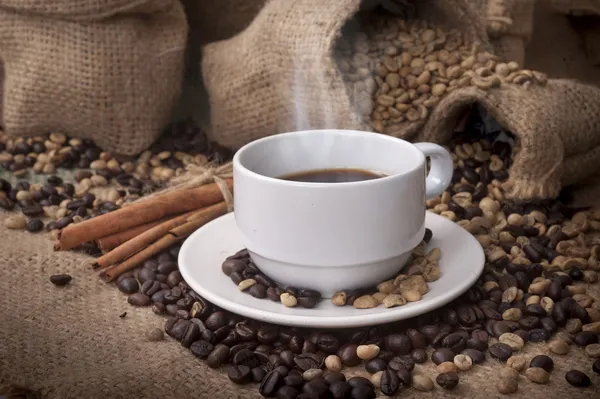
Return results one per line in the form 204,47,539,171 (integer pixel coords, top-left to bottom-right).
279,168,385,183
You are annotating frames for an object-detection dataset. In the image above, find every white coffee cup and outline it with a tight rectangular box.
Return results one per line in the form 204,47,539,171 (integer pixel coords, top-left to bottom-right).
232,129,453,298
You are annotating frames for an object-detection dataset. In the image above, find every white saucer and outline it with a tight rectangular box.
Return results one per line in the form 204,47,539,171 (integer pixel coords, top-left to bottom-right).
179,212,484,329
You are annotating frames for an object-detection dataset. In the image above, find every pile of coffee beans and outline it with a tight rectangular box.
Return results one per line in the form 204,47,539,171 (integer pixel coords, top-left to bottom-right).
220,235,440,310
333,13,547,135
3,120,600,396
0,120,222,246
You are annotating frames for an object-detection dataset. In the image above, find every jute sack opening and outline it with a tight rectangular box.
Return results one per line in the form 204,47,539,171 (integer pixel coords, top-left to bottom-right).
0,0,188,156
202,0,600,200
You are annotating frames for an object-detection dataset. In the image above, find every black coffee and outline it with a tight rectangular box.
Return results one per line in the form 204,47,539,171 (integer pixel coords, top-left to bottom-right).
279,168,385,183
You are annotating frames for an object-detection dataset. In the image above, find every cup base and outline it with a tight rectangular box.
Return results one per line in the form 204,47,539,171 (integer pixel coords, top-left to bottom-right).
248,251,412,299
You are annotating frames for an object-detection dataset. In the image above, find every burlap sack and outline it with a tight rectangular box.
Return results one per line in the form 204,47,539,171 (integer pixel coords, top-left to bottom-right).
549,0,600,15
420,79,600,199
0,0,187,156
201,0,487,150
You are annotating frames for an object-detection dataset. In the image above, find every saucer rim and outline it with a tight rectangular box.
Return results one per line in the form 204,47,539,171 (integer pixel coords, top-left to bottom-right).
178,211,485,328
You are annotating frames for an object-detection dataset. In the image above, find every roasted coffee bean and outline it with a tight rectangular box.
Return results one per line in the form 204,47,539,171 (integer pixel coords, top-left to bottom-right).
284,373,304,388
233,348,260,369
380,369,400,395
436,372,459,390
260,369,284,397
117,277,139,294
127,293,151,306
489,343,513,361
180,323,200,347
317,334,340,354
227,365,252,384
410,349,428,364
457,305,477,325
365,358,388,373
207,344,230,368
302,378,329,398
235,323,257,341
529,328,550,343
347,377,373,389
513,329,530,343
431,332,449,348
205,311,228,331
166,319,190,341
540,317,557,333
166,271,183,288
519,316,541,330
302,340,317,354
573,331,598,347
525,303,546,317
22,204,44,217
442,333,466,354
461,348,485,364
250,367,266,383
338,344,361,367
49,274,72,286
593,359,600,374
329,381,351,399
431,348,455,365
419,325,440,343
384,334,411,355
297,296,319,308
565,370,591,387
176,309,190,320
190,340,214,359
26,219,44,232
530,355,554,372
294,353,323,371
141,280,161,296
249,284,267,298
377,350,394,362
406,328,427,349
137,268,156,284
157,261,178,275
388,356,414,372
279,350,295,368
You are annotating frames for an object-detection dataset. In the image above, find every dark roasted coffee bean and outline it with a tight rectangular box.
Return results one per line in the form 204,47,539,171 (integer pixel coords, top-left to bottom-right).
431,348,455,365
329,381,351,399
128,293,151,306
227,365,252,384
141,280,161,296
365,358,388,373
380,369,400,395
442,333,466,354
323,370,346,385
207,344,230,368
316,334,340,354
565,370,591,387
137,268,156,284
489,289,503,304
384,334,412,355
338,344,361,367
410,349,427,364
570,303,589,323
157,261,178,275
235,323,256,341
279,350,294,368
205,311,227,331
180,322,199,347
406,328,427,349
176,310,190,320
26,219,44,232
547,280,562,302
568,267,584,281
284,373,304,388
423,228,433,243
49,274,72,286
431,332,449,348
302,379,329,398
230,271,244,285
116,277,138,294
255,274,275,288
220,329,239,346
388,356,414,372
457,305,477,325
471,329,489,342
347,377,373,389
419,325,440,343
377,350,394,362
248,284,267,298
233,349,260,369
528,328,550,343
461,349,485,364
525,304,546,317
523,245,542,263
190,340,214,359
436,372,459,390
488,343,512,361
499,274,517,291
249,367,266,384
519,316,541,330
257,326,279,344
593,359,600,374
166,271,183,288
275,385,298,399
540,317,557,333
22,204,44,217
166,319,190,341
297,296,319,308
530,355,554,372
152,302,165,314
294,353,323,371
553,303,569,326
302,340,317,354
573,331,598,347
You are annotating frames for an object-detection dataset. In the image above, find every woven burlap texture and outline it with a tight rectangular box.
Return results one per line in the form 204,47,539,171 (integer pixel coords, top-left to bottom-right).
0,210,598,399
548,0,600,15
200,0,486,151
0,0,168,19
0,0,187,156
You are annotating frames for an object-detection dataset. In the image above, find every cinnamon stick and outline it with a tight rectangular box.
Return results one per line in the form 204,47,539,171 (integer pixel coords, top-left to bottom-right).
92,209,198,270
95,216,174,253
99,202,228,282
54,179,233,251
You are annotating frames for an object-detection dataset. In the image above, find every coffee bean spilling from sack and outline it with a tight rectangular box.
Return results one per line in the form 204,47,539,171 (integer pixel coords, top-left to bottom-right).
334,17,547,134
221,231,439,310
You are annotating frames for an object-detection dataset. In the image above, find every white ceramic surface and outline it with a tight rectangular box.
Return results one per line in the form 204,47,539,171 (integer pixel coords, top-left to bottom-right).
178,211,485,329
233,129,453,296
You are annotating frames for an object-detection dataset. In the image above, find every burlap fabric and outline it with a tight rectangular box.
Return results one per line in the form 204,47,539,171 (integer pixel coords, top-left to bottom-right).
201,0,486,149
0,210,598,398
0,0,187,156
201,0,600,201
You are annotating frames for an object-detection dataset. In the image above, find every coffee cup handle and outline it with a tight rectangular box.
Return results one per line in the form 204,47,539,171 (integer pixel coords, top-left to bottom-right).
414,142,454,200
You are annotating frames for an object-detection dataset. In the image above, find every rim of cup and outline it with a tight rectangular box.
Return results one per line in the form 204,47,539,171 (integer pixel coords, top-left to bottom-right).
232,129,427,188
